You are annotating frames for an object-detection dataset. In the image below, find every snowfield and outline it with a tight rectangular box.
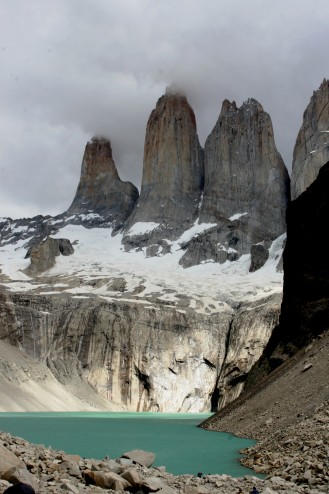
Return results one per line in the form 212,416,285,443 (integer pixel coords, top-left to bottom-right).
0,224,285,314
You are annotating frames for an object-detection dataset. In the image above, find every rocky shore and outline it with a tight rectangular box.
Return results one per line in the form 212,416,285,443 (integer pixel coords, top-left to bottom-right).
1,420,328,494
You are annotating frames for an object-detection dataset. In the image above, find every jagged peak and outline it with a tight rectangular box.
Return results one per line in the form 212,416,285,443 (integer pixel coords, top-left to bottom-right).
221,99,237,113
242,98,264,112
220,98,264,116
316,78,329,94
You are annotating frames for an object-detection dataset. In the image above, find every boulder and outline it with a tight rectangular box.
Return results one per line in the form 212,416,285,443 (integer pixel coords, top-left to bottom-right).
121,449,155,467
121,468,143,487
83,469,131,490
142,476,166,492
2,466,38,492
0,444,24,476
249,244,269,272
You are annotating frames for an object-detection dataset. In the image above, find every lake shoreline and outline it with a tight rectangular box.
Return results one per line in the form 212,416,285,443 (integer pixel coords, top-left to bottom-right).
0,429,270,494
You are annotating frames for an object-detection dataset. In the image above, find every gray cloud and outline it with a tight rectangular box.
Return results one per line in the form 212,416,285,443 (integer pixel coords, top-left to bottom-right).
0,0,328,217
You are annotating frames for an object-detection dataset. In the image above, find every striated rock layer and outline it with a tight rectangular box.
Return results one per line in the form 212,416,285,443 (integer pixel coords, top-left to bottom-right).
291,79,329,199
0,288,280,412
124,89,204,243
68,137,139,229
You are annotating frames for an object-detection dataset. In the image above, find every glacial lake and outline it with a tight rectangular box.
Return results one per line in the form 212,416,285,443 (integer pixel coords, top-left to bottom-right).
0,412,256,476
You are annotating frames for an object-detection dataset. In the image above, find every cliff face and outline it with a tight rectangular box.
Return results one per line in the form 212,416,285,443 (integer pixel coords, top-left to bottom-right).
68,137,139,229
291,79,329,199
180,99,289,268
200,99,289,238
0,289,280,413
245,160,329,385
124,90,204,242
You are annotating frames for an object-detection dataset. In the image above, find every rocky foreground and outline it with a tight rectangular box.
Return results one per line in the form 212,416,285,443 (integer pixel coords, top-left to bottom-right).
1,409,329,494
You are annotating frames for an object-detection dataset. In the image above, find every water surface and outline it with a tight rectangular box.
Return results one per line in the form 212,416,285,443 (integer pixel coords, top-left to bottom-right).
0,412,255,476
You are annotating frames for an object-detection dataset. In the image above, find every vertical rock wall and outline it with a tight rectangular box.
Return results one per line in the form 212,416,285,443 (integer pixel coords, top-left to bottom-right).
291,79,329,199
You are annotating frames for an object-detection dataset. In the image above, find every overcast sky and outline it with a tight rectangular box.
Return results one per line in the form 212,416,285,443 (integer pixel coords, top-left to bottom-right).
0,0,328,218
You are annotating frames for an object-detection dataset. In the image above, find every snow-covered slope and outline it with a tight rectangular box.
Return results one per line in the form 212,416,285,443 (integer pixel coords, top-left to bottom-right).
0,223,285,314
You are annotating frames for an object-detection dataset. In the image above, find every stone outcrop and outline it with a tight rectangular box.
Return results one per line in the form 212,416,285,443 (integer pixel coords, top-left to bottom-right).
124,89,204,243
291,79,329,199
249,243,270,272
24,237,74,275
68,137,139,229
200,98,290,238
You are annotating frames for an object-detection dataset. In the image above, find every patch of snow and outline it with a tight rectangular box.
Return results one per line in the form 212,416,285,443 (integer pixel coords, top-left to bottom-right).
12,225,29,233
79,213,103,220
128,222,160,236
177,220,216,244
217,244,237,253
229,212,248,221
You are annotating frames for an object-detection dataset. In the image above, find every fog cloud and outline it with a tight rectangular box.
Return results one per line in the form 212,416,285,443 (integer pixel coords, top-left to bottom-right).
0,0,328,217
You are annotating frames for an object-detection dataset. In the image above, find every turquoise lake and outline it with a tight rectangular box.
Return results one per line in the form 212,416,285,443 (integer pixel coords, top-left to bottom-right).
0,412,255,476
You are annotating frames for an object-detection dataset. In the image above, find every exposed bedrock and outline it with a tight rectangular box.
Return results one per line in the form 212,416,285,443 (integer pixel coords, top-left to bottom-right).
68,137,139,229
123,89,204,244
24,237,74,276
200,98,290,238
291,79,329,199
179,99,289,268
246,161,329,387
0,290,280,412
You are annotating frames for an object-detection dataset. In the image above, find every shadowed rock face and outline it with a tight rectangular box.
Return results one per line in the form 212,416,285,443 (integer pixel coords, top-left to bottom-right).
68,137,139,229
246,161,329,384
125,90,204,238
200,99,290,239
291,79,329,200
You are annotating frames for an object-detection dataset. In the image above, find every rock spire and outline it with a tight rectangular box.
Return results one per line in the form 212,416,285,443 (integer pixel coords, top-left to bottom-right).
68,137,139,229
125,91,204,237
200,98,290,239
291,79,329,199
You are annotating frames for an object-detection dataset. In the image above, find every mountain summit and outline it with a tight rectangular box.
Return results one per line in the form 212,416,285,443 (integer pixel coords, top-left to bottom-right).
124,91,204,240
200,98,290,239
68,137,139,229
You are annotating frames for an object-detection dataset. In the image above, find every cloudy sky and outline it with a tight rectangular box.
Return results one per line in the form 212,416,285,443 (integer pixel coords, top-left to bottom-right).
0,0,328,218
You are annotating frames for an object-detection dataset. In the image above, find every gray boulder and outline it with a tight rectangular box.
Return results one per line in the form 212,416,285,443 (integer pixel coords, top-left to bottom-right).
291,79,329,199
0,444,24,476
121,449,155,467
249,244,269,272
